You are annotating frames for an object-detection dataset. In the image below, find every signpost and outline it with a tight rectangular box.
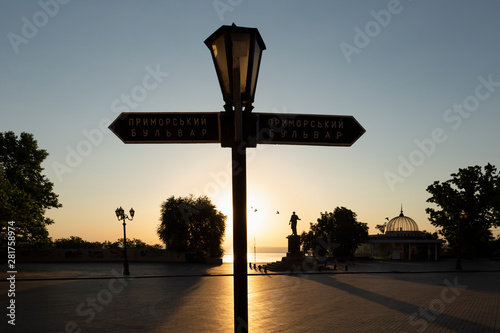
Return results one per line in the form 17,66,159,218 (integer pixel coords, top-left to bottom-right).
109,112,365,146
108,112,220,144
256,113,365,146
109,24,365,333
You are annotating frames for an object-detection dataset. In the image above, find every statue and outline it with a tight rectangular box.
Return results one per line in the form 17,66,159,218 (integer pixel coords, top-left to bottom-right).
289,211,300,236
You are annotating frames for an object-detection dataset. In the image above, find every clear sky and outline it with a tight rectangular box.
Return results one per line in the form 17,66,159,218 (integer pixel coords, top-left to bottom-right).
1,1,499,250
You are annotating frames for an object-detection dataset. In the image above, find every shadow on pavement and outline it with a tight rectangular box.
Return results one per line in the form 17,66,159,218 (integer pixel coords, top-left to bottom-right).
289,271,498,332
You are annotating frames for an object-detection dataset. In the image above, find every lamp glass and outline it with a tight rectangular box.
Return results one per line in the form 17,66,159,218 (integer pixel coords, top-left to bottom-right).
211,34,230,100
250,39,262,100
231,32,251,96
130,208,135,218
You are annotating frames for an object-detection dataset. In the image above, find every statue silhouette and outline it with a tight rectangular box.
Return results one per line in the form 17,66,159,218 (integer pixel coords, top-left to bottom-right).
289,211,300,236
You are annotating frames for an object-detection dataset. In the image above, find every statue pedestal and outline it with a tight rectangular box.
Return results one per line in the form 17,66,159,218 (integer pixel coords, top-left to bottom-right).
286,235,301,258
264,234,319,272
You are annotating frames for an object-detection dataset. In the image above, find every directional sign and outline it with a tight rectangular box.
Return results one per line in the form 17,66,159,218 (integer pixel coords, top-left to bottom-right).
109,112,365,147
256,113,365,146
109,112,220,144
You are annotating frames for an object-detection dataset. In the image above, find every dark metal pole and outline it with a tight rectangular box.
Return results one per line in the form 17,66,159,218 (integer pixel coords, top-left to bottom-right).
123,221,130,275
232,143,247,332
456,215,462,270
232,60,248,333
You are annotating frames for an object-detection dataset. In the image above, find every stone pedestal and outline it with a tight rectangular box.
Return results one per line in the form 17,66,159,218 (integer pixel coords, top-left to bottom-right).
286,235,301,257
265,235,314,272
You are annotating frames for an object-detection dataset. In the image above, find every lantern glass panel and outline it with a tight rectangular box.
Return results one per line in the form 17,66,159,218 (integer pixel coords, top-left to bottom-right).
231,33,251,96
250,39,262,100
211,34,230,99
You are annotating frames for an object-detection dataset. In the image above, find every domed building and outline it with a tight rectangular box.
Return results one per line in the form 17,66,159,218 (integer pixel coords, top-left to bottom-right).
385,209,419,235
357,207,444,260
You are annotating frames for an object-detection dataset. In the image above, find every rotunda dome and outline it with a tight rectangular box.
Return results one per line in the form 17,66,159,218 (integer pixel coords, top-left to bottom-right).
385,208,419,233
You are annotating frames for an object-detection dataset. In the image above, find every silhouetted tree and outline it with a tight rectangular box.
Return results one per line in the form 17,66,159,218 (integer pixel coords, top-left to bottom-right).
0,132,61,247
375,222,386,234
54,236,162,249
426,163,500,257
102,240,121,249
492,235,500,257
113,238,162,249
157,195,226,259
54,236,102,249
301,207,368,259
420,230,439,240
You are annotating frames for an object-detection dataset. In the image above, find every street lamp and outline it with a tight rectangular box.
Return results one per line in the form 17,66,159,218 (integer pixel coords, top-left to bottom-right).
205,24,266,332
205,23,266,146
115,206,135,275
456,211,467,270
204,23,266,109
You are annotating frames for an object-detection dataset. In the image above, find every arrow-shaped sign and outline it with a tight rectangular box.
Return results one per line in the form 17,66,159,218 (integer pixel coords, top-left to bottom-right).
256,113,365,146
108,112,221,144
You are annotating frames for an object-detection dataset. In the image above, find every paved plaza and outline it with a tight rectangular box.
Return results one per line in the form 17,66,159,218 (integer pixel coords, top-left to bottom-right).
1,259,499,332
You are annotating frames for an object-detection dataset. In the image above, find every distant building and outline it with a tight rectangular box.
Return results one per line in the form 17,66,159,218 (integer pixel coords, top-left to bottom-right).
356,208,444,260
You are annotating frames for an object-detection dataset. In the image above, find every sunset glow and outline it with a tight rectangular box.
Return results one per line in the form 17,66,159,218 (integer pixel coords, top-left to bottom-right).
2,1,499,250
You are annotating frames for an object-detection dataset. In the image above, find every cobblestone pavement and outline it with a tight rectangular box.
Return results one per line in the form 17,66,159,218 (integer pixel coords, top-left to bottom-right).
1,260,499,332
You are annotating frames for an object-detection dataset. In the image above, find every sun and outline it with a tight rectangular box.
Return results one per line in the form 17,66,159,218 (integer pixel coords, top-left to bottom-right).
246,189,279,242
212,187,286,249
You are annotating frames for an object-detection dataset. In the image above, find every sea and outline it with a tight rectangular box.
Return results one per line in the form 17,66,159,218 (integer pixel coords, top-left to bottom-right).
223,247,287,263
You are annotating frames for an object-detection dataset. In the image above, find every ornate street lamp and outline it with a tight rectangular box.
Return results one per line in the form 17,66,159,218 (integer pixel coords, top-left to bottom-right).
456,211,467,270
204,23,266,109
115,206,135,275
205,24,265,333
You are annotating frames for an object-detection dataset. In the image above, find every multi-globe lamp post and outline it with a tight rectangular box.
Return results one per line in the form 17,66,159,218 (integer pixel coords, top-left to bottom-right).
204,24,266,332
456,211,467,270
115,206,135,275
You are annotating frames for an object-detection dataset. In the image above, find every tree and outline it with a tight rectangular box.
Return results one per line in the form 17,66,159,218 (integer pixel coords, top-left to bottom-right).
426,163,500,257
53,236,162,249
492,235,500,257
102,240,121,249
54,236,102,249
113,238,162,249
375,222,387,234
157,195,226,259
301,207,369,259
0,132,62,247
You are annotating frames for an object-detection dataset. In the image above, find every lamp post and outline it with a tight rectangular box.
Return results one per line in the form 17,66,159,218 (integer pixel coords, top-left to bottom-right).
456,211,467,270
115,206,135,275
205,24,266,333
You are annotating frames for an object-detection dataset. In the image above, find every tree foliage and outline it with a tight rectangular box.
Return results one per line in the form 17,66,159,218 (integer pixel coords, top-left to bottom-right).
53,236,162,249
426,163,500,256
157,195,226,258
111,238,162,249
375,222,387,234
301,207,369,258
493,235,500,257
0,132,61,247
54,236,103,249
